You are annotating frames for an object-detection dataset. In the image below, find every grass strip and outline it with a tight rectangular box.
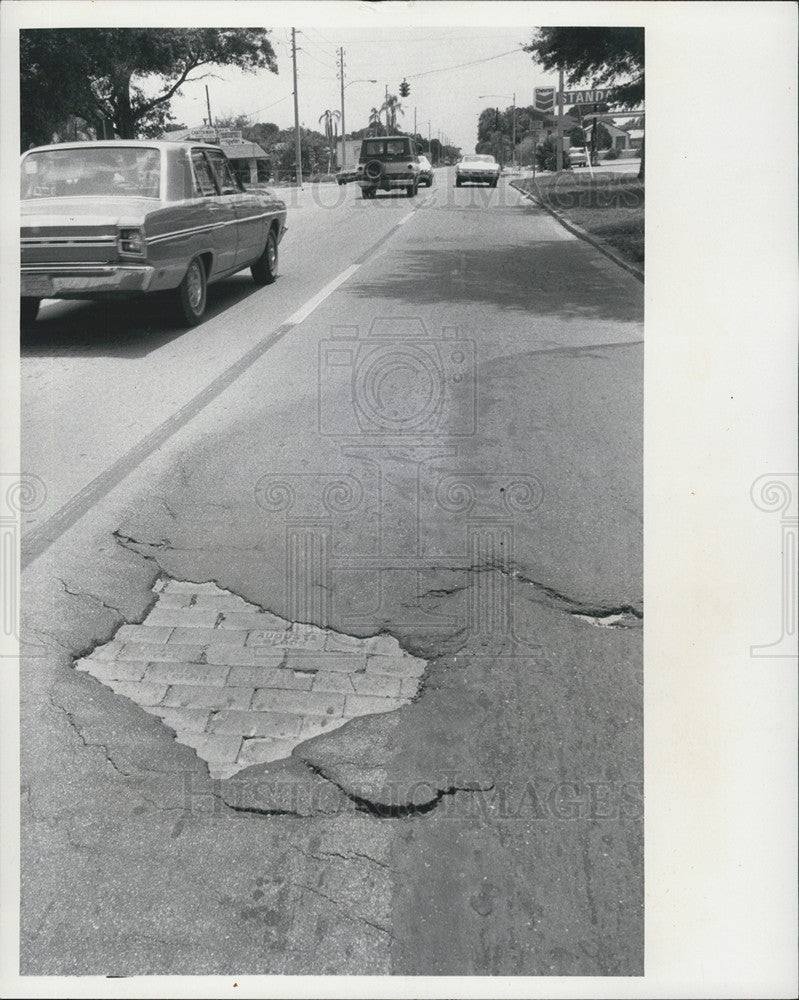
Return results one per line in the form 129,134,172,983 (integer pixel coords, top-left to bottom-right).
517,172,644,267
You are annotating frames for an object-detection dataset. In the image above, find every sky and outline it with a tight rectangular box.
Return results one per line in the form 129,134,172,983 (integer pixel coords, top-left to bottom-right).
166,24,559,153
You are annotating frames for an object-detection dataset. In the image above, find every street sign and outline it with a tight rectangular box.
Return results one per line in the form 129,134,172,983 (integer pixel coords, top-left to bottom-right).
560,88,614,106
534,87,555,112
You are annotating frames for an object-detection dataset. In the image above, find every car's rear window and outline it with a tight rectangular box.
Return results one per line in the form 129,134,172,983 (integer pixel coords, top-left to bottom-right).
21,146,161,199
361,138,413,158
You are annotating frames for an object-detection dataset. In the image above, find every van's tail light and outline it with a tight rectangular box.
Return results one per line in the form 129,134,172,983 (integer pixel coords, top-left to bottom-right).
118,228,145,256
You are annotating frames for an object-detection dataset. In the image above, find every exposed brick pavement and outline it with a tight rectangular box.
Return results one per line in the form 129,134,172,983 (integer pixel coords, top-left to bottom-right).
75,577,426,778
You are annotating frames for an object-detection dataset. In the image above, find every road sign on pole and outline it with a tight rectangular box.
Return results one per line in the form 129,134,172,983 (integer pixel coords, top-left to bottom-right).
534,87,555,113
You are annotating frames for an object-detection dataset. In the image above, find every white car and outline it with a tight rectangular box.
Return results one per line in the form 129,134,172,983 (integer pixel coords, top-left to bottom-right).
455,154,500,187
417,155,433,186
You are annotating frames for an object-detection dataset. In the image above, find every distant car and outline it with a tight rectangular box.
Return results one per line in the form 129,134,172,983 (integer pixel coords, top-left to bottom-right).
417,155,433,186
568,147,589,167
455,154,500,187
356,135,422,198
336,165,358,185
20,139,287,326
567,147,599,168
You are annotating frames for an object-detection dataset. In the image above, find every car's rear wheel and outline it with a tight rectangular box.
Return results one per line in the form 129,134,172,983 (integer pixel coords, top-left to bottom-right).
361,186,376,199
20,297,40,325
251,228,278,285
455,177,462,187
174,257,207,326
406,180,418,197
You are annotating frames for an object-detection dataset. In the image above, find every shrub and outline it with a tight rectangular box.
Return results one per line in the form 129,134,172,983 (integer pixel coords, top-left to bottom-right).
535,135,569,171
604,147,620,161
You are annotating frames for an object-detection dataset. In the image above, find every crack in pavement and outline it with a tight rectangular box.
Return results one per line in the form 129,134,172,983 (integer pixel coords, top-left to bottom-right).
414,561,642,625
288,842,401,875
289,881,393,939
49,696,134,778
299,759,493,819
57,577,125,617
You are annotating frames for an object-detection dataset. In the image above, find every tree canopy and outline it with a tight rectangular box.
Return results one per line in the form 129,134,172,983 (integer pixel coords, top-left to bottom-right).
21,28,278,148
524,28,644,107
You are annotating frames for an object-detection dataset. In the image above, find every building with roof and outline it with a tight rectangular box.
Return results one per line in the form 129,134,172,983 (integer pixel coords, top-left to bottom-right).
161,127,271,184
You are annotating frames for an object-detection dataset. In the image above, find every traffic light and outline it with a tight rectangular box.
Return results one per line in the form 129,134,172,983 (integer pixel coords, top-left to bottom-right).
399,79,410,97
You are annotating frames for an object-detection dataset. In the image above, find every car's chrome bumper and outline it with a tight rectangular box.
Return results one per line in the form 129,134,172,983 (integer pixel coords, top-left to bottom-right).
20,263,155,298
357,176,417,189
458,172,499,182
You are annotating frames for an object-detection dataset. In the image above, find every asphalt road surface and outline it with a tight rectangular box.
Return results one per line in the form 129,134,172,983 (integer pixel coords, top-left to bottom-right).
20,168,644,975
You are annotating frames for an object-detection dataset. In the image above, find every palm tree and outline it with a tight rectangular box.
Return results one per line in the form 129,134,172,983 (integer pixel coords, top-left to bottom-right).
368,106,382,137
318,108,341,171
380,94,404,134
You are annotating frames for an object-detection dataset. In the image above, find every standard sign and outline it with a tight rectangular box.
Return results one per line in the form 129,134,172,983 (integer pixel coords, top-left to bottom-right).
561,88,614,105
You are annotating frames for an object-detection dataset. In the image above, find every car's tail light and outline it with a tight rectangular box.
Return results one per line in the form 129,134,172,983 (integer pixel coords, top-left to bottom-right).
118,228,145,257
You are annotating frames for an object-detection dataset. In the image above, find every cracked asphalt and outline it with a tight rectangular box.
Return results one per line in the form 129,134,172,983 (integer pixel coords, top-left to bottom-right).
20,173,643,975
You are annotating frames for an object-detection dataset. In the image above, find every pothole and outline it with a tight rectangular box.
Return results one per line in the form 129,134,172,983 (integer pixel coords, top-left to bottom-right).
74,576,426,779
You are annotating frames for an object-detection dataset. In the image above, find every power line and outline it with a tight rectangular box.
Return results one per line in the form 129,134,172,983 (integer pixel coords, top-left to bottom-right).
302,27,338,57
406,47,522,80
297,46,333,70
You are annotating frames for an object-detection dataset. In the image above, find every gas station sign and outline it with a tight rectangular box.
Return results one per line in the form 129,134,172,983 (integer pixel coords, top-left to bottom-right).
560,88,615,105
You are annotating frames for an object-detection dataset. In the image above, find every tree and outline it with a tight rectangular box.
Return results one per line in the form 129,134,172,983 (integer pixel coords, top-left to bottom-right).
318,108,340,170
380,94,404,134
21,28,278,147
477,104,553,159
367,107,382,136
21,31,96,148
524,27,644,177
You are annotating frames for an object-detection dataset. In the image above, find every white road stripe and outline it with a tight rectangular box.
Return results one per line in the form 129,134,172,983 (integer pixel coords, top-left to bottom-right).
21,209,408,566
285,263,360,326
397,212,414,226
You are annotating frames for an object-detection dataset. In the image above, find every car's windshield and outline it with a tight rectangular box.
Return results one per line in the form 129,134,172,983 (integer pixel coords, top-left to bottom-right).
21,146,161,199
463,155,496,163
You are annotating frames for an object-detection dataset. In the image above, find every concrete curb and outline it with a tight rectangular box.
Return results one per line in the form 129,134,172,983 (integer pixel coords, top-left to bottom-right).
510,180,644,284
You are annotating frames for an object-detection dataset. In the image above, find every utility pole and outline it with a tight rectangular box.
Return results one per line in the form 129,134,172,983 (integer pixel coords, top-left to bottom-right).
556,66,564,172
292,28,302,187
205,85,213,136
338,47,346,167
414,106,417,137
511,92,516,168
384,83,389,133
